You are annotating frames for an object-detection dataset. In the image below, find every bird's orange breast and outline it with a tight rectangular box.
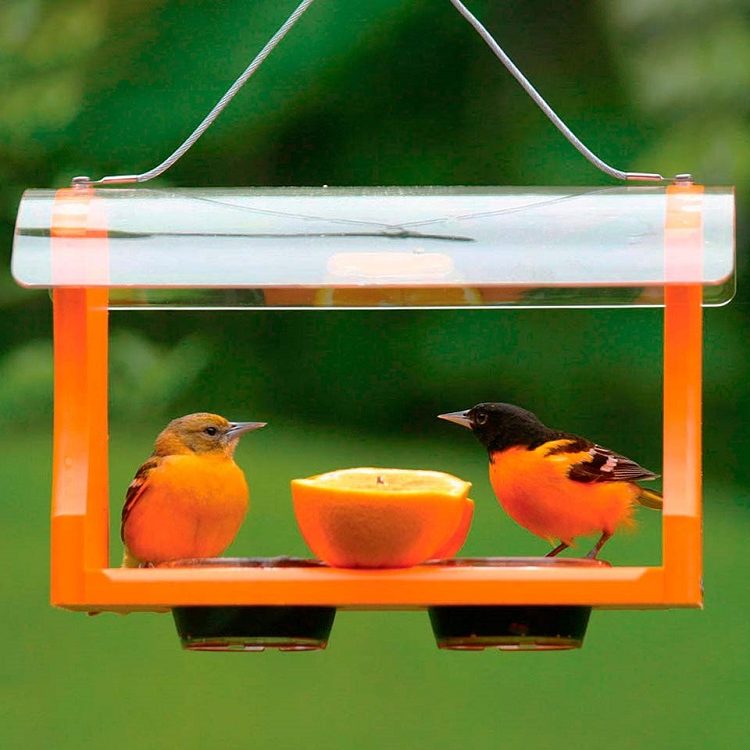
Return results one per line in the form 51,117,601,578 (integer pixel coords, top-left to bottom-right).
489,443,638,545
122,454,249,564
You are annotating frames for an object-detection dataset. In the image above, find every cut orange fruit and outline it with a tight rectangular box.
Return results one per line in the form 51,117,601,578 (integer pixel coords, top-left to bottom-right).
477,285,529,304
266,254,484,307
291,468,473,568
313,286,482,307
263,285,482,307
430,497,475,559
263,287,319,306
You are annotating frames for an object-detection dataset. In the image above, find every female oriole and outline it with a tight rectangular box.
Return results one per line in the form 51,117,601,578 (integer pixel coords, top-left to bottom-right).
439,402,662,558
121,412,266,567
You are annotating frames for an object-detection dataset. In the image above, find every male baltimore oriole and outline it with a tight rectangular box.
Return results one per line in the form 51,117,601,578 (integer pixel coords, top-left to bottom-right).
121,412,266,567
438,402,662,559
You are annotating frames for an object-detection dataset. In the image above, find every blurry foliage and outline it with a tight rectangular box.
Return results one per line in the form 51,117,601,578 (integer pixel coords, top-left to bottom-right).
0,0,747,473
0,330,210,425
0,338,54,425
606,0,750,184
108,329,211,419
0,0,104,146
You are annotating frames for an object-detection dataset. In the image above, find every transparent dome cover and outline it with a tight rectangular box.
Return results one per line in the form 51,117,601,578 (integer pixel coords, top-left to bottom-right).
12,185,734,308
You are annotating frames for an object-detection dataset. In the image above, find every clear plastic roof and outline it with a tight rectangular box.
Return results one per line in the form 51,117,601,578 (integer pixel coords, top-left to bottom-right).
12,185,735,308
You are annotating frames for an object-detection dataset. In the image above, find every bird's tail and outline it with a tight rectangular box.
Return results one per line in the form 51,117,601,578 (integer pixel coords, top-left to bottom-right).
636,487,663,510
121,547,141,568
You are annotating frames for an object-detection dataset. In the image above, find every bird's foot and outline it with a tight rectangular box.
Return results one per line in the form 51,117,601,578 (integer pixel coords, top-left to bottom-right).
585,531,613,560
546,542,569,557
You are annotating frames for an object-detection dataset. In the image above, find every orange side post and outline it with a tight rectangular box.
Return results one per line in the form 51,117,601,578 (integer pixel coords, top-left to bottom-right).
661,184,704,606
50,189,110,607
46,186,706,612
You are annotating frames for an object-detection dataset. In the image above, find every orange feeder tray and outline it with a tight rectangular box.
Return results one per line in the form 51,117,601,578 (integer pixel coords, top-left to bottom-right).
11,184,734,651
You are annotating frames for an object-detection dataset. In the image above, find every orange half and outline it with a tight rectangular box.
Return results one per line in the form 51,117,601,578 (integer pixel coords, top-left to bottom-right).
291,468,473,568
430,497,474,559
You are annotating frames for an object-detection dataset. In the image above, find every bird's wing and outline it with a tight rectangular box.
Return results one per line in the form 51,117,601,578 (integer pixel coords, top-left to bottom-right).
120,457,159,540
548,437,659,483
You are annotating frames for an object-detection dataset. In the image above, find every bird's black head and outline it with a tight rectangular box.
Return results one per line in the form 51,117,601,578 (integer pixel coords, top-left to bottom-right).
438,402,553,454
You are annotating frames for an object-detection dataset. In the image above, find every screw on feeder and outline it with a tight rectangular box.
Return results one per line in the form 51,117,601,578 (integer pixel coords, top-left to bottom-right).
674,173,695,185
69,0,691,189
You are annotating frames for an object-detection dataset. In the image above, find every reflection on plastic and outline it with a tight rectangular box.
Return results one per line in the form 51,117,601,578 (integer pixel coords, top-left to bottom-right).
12,185,735,308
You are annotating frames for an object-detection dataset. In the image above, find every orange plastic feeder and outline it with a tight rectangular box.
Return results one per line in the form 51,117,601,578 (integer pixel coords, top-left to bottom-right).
10,181,734,651
9,0,740,651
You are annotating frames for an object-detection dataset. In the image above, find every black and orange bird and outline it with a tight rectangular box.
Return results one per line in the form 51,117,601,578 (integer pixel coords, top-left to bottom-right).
438,402,662,559
121,413,266,567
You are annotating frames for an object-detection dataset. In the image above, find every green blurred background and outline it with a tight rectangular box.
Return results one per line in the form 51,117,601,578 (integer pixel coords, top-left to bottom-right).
1,1,748,748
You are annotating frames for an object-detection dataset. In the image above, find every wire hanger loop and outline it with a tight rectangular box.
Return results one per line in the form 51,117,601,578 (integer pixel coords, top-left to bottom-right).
72,0,691,188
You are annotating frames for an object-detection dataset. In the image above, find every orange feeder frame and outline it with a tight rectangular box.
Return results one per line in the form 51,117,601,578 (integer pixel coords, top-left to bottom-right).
25,182,724,615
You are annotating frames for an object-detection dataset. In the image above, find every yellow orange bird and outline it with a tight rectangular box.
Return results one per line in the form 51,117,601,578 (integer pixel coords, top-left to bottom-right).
439,402,661,559
121,412,266,567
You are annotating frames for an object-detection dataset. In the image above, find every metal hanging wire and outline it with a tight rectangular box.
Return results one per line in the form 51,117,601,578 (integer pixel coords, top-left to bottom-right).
72,0,691,188
73,0,316,187
449,0,690,183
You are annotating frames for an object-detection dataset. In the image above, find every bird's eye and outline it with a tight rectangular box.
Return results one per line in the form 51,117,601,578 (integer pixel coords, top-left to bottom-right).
204,426,219,436
475,411,488,426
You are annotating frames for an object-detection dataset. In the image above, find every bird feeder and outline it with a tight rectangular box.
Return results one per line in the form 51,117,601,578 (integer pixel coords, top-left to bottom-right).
7,0,737,651
11,182,734,649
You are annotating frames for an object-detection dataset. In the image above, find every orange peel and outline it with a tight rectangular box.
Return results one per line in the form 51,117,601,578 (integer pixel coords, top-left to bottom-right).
291,467,473,568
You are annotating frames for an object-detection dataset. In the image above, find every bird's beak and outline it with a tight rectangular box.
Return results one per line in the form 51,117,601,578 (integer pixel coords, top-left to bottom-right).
226,421,267,437
437,410,472,429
